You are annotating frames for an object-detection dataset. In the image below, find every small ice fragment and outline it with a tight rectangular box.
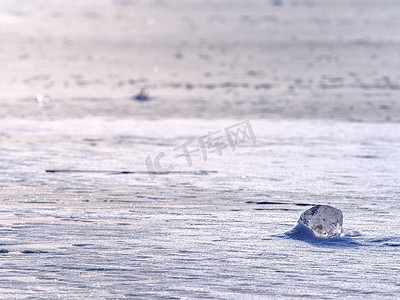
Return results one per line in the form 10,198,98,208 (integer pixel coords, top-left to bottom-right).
133,88,149,101
298,205,343,238
36,93,50,103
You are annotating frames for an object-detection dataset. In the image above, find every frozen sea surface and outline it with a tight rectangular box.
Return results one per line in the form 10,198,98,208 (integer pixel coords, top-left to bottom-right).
0,118,399,299
1,0,400,298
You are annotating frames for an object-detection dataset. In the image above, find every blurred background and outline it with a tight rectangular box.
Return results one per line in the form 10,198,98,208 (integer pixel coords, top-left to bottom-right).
1,0,400,121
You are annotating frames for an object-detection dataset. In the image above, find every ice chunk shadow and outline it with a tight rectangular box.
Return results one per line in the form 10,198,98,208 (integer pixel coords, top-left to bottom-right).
368,237,400,248
284,223,360,248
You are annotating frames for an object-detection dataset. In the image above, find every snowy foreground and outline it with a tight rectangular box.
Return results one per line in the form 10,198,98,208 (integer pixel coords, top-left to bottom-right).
1,118,399,298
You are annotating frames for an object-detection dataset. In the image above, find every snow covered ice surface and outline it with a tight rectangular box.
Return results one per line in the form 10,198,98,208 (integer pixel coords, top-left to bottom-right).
1,118,400,299
1,0,400,299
